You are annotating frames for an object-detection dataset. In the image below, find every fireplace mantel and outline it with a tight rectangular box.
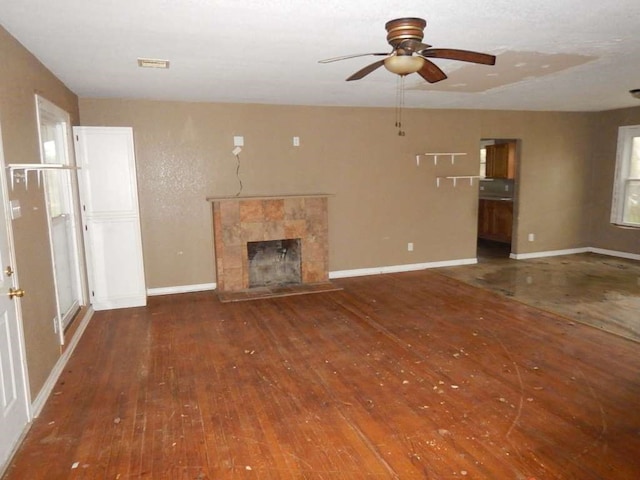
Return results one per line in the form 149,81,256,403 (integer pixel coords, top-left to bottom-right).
208,194,335,301
206,193,332,202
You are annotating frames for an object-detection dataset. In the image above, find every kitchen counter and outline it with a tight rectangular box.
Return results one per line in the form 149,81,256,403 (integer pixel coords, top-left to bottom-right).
479,195,513,202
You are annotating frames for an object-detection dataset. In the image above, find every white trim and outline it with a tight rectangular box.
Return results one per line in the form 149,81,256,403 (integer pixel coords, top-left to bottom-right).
147,282,216,296
91,295,146,311
144,248,639,294
30,307,94,418
35,95,88,343
610,124,640,227
589,247,640,261
509,247,640,261
509,247,589,260
329,258,478,279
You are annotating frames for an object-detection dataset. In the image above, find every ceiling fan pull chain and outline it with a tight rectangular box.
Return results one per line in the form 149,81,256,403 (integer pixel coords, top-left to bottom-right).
397,76,406,136
395,75,401,129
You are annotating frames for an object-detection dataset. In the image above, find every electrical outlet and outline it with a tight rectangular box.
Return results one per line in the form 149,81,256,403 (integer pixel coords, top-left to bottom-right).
293,136,300,146
233,136,244,147
407,242,414,252
528,233,535,242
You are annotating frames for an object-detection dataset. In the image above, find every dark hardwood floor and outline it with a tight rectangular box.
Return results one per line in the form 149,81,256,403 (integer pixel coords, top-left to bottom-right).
3,271,640,479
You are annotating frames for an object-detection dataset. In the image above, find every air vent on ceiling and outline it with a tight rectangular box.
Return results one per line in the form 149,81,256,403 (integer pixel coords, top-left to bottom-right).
137,58,170,69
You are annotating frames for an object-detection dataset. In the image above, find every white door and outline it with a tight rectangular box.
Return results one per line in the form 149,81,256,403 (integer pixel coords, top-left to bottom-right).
0,125,30,468
74,127,146,311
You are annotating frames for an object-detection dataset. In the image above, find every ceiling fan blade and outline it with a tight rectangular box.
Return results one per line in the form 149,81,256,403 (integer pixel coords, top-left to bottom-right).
416,59,448,83
421,48,496,65
318,53,388,63
346,59,386,81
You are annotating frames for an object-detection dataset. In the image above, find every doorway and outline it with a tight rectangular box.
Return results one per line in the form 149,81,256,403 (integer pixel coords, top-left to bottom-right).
36,96,86,340
477,139,518,260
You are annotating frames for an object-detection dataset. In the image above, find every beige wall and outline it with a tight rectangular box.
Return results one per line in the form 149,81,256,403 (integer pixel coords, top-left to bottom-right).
588,107,640,254
0,26,79,397
79,99,596,289
478,110,594,253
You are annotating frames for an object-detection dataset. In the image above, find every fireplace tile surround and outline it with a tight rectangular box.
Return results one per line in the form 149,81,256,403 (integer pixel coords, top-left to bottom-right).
208,194,337,301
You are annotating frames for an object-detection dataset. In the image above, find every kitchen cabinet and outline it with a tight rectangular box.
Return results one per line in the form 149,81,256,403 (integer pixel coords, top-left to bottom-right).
486,142,516,179
478,199,513,243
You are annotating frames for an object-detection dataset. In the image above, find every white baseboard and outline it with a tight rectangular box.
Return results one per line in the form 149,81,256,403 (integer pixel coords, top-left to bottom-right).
147,282,216,296
92,296,147,311
510,246,640,261
329,258,478,279
510,247,589,260
30,306,94,418
589,247,640,261
144,248,638,294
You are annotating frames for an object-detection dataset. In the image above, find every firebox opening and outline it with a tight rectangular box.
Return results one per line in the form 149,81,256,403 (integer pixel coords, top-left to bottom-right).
247,238,302,288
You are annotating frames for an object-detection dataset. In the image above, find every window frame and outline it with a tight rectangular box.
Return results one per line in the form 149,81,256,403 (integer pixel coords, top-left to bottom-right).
610,125,640,227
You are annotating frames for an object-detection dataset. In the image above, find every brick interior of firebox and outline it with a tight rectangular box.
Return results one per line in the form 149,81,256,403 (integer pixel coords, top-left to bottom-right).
247,238,302,288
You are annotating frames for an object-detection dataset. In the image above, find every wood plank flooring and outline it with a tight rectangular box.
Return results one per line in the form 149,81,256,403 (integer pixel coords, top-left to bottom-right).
3,271,640,479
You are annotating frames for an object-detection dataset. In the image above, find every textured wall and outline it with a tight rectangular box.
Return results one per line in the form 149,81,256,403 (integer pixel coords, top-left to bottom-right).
79,99,598,289
0,25,79,398
588,107,640,254
477,110,594,253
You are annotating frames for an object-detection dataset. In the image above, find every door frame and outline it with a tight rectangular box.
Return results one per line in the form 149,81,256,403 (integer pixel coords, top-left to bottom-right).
478,138,520,257
35,95,88,343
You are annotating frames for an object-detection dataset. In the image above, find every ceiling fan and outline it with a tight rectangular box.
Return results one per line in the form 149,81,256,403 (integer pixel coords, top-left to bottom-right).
319,17,496,83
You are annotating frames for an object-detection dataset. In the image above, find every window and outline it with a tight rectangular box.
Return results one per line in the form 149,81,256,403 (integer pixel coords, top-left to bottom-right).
611,125,640,227
479,147,487,178
479,140,494,178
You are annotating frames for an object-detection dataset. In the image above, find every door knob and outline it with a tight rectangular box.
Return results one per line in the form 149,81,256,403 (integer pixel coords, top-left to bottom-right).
8,288,25,299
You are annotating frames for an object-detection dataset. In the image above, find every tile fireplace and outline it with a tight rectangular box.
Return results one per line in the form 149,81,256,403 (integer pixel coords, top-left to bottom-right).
207,194,338,301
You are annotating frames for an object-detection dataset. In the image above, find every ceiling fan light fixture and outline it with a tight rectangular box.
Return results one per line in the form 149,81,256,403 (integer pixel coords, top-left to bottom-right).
384,55,425,75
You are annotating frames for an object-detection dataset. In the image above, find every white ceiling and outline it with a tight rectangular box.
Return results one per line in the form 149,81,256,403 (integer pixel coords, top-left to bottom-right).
2,0,640,112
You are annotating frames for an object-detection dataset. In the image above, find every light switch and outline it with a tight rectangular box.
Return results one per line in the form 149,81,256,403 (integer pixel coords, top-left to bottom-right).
10,200,21,219
293,136,300,147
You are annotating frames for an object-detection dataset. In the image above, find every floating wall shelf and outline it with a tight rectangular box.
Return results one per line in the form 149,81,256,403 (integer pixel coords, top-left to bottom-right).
7,163,79,190
414,152,479,187
415,152,467,166
436,175,481,187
